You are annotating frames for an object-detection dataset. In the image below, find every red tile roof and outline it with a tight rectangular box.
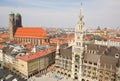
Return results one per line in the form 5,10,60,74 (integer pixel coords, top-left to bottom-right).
65,36,74,40
14,27,48,38
17,41,26,45
0,44,3,49
49,46,56,52
18,49,50,61
110,38,120,42
26,44,34,51
0,34,9,38
85,35,92,40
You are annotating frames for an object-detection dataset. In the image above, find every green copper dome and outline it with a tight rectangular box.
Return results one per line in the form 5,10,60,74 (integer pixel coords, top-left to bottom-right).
16,13,21,16
9,12,14,16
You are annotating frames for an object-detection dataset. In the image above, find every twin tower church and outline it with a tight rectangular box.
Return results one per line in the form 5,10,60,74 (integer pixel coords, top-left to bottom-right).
9,12,49,45
9,12,22,40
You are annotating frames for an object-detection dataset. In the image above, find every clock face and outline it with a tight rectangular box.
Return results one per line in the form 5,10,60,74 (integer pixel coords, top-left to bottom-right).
75,54,80,62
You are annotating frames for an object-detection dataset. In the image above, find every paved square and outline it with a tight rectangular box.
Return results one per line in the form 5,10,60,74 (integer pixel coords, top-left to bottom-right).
28,72,73,81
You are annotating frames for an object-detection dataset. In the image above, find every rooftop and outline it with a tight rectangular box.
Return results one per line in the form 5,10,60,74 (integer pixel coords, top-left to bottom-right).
18,49,51,61
14,27,48,38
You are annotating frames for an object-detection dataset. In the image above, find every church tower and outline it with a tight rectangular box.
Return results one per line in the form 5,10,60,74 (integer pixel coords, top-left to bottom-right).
9,12,22,40
72,4,85,81
9,12,15,40
15,13,22,27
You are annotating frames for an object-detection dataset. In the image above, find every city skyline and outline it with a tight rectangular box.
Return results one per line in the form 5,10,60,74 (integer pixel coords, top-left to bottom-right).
0,0,120,29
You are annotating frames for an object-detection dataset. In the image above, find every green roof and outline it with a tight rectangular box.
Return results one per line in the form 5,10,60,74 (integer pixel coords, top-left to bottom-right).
9,12,14,16
16,13,21,16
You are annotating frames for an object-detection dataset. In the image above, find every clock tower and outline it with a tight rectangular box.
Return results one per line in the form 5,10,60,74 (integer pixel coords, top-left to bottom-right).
72,4,85,81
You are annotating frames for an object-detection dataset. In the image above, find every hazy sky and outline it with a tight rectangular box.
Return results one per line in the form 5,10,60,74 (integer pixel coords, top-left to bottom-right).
0,0,120,29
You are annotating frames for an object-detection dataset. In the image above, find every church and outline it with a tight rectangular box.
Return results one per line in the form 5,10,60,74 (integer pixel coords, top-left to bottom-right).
9,13,49,46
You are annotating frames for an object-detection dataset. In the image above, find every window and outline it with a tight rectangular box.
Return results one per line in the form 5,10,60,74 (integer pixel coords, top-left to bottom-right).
84,60,87,63
75,55,80,62
89,61,92,64
81,79,85,81
64,73,67,75
61,72,63,74
21,64,24,67
75,65,78,68
94,63,97,65
94,67,96,70
75,77,78,79
75,69,77,71
115,53,119,58
57,71,60,73
68,74,71,77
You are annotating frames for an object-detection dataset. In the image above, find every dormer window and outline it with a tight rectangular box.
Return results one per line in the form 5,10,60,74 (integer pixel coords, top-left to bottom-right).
115,53,119,58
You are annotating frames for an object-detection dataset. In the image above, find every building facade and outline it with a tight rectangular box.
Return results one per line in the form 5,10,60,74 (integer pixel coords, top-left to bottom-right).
55,44,72,79
54,6,120,81
0,44,55,79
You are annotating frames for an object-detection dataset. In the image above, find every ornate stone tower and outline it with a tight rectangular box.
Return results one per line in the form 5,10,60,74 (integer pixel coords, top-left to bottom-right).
9,12,15,40
72,5,85,81
15,13,22,27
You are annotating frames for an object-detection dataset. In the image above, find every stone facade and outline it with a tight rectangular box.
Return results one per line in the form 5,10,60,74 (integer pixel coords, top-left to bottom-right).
54,6,120,81
55,44,72,79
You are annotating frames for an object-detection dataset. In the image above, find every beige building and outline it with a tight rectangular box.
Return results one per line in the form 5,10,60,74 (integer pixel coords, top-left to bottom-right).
1,45,55,79
55,44,72,79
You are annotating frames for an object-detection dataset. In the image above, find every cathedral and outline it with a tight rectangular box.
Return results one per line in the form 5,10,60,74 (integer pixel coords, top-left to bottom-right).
9,12,49,45
54,6,120,81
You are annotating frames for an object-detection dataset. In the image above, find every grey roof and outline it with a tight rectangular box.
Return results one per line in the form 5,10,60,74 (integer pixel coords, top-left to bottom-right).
2,45,26,57
60,46,72,59
105,46,120,56
85,43,120,71
86,44,107,55
84,53,101,63
100,55,118,71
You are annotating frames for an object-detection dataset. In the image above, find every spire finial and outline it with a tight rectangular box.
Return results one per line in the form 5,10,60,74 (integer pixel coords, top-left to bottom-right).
81,2,82,8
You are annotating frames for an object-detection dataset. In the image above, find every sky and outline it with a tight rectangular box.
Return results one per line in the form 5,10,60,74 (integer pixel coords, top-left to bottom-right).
0,0,120,29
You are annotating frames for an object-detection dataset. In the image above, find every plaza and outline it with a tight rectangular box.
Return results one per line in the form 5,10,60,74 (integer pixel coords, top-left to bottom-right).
28,72,73,81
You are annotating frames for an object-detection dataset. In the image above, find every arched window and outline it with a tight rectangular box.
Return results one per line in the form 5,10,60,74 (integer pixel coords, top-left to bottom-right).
75,76,78,79
75,55,80,62
68,74,71,77
81,79,85,81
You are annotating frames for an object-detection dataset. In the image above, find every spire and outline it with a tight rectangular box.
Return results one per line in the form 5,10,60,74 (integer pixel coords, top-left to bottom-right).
79,3,84,24
80,2,82,12
75,2,85,32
